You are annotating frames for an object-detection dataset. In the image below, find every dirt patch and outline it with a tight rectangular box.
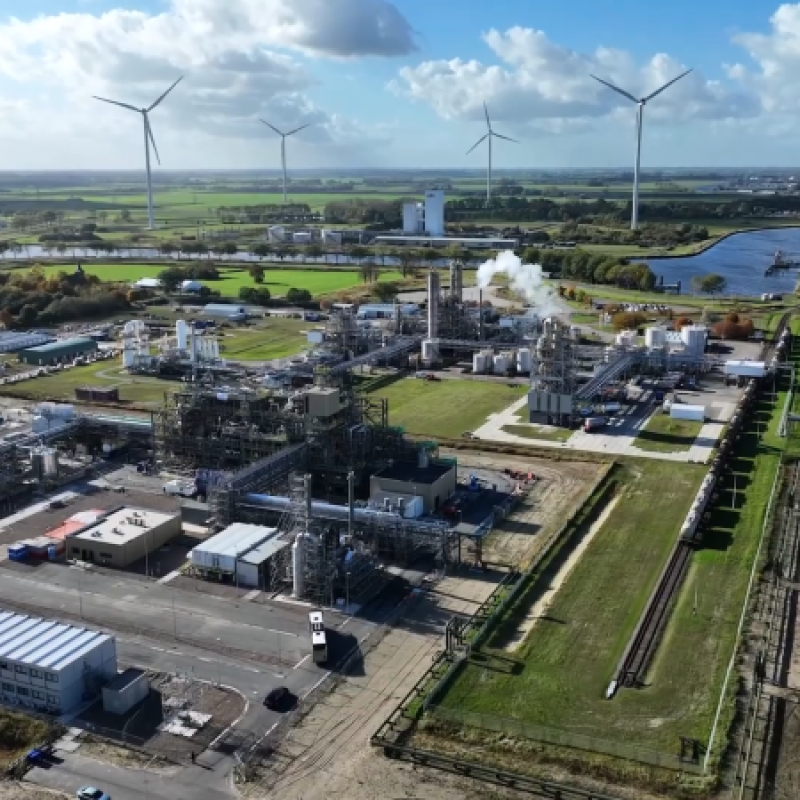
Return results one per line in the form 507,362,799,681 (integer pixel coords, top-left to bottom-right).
502,493,622,651
77,740,175,773
2,784,70,800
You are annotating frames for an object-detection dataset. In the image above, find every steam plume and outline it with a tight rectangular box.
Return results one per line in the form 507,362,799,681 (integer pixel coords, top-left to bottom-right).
477,250,558,315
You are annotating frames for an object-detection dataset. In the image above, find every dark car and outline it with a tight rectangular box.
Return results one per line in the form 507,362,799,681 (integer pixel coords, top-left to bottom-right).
264,687,290,710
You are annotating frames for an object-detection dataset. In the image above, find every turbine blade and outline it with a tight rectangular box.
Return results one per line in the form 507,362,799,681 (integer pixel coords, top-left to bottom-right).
643,68,693,102
484,101,491,131
147,76,183,112
93,96,140,113
491,132,518,143
260,119,284,136
466,134,489,155
590,74,639,104
146,115,161,166
285,123,311,137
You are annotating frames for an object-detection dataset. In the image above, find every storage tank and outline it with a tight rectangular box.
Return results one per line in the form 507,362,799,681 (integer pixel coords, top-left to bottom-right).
292,536,304,598
176,319,188,351
493,354,509,375
42,447,58,477
615,330,636,347
30,450,44,480
645,326,667,349
421,339,438,365
517,348,532,373
472,352,488,373
211,339,220,359
122,347,136,369
681,325,708,354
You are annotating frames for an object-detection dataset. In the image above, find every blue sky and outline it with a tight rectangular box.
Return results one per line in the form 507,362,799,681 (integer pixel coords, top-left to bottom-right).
0,0,798,169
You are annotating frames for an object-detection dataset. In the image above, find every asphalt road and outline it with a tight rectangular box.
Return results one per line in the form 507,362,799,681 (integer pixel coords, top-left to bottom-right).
0,563,373,668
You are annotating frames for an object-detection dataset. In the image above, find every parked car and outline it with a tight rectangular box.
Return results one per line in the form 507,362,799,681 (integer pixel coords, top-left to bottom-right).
76,788,111,800
264,686,290,711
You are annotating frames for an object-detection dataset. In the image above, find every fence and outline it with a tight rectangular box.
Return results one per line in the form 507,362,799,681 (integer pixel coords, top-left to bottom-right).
426,706,704,774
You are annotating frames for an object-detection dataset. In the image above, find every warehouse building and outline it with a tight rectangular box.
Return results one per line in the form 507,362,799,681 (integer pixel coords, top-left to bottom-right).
189,523,287,588
201,304,247,322
19,337,98,366
67,507,181,568
370,458,456,513
0,612,117,714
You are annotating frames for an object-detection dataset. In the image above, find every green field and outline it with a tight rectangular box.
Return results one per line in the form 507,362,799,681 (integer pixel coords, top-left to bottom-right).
501,424,573,442
371,378,527,438
218,319,309,360
14,264,405,298
432,373,785,768
632,412,705,453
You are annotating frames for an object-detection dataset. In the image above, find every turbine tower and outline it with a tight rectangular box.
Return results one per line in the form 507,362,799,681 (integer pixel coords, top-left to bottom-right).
93,77,183,231
260,120,312,203
590,69,692,230
466,103,518,204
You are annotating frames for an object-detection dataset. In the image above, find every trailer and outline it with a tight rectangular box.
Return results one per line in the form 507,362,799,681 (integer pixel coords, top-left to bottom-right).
669,404,705,422
584,416,608,432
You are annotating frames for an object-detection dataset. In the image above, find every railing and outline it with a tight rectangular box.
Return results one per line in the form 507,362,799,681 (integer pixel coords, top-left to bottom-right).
426,706,704,774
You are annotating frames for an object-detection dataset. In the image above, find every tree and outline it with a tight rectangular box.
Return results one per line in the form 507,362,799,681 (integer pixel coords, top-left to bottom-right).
248,265,265,284
305,243,323,262
221,242,238,257
691,273,727,295
611,311,647,331
0,309,13,329
674,316,693,331
287,288,312,304
18,304,37,326
119,209,132,223
157,267,184,294
373,282,399,303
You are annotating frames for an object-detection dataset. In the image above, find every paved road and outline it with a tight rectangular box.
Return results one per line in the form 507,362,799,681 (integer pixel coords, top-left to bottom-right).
0,563,372,668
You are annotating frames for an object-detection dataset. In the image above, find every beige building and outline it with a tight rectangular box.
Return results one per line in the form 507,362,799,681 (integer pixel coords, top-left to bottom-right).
67,507,181,568
370,461,456,514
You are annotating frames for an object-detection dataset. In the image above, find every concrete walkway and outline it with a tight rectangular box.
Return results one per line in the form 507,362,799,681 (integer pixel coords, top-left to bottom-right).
472,396,722,463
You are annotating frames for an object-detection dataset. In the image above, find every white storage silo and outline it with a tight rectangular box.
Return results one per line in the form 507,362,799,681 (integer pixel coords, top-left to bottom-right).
421,339,438,365
211,339,220,359
681,325,708,354
122,348,136,369
472,352,488,373
176,320,188,351
292,536,305,598
42,447,58,476
517,348,532,373
493,354,509,375
645,326,667,349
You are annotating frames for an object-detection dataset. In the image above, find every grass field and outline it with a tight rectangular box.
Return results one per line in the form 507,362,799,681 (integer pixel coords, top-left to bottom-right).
0,709,56,768
13,264,405,298
632,412,705,453
434,372,785,766
501,424,573,442
371,378,528,438
218,319,309,360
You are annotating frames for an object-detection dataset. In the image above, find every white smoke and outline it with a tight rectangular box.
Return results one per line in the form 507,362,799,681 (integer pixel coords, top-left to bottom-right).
476,250,559,315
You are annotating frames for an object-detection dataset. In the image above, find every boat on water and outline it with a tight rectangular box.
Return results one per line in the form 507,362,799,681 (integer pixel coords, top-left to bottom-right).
765,248,800,275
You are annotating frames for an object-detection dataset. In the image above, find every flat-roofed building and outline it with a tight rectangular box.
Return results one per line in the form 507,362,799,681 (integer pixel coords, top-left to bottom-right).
0,612,117,714
67,507,181,568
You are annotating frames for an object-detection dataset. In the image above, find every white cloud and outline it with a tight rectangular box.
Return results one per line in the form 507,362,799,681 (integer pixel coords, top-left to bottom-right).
0,0,414,165
392,25,761,132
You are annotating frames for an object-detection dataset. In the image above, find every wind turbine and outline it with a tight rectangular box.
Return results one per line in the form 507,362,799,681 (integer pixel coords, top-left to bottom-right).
466,103,518,204
590,69,692,230
260,120,312,203
93,77,183,230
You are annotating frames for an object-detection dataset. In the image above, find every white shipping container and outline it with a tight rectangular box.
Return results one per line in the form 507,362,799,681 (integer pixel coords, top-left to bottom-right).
723,360,766,378
669,404,705,422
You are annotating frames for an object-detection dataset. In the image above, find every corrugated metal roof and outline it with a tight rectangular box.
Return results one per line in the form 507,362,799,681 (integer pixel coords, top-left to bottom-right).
239,536,289,565
0,611,111,671
191,523,278,560
22,338,95,354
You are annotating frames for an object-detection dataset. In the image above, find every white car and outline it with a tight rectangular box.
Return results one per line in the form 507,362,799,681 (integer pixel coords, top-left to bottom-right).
76,787,111,800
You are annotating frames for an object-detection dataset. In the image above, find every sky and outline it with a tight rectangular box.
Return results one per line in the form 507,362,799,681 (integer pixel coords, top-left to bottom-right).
1,0,800,170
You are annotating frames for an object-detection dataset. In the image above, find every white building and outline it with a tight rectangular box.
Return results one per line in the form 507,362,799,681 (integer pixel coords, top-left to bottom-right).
0,612,117,715
402,189,446,236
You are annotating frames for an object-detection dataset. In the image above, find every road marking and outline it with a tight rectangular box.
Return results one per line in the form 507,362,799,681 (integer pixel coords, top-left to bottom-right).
293,654,310,670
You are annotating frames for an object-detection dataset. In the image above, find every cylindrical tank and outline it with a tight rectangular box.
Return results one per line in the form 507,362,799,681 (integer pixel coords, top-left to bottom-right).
30,450,44,480
122,348,135,368
292,536,305,598
472,352,488,373
517,348,532,373
681,325,707,353
211,339,220,359
645,326,667,348
42,447,58,477
493,354,509,375
176,319,188,351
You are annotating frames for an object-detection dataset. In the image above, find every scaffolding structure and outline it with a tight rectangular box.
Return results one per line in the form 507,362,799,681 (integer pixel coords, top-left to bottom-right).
528,317,579,424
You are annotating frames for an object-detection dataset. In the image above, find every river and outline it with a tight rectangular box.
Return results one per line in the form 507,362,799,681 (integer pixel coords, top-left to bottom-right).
643,227,800,297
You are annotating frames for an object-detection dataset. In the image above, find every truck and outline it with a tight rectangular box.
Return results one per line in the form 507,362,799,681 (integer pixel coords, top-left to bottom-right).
584,416,607,432
163,479,196,497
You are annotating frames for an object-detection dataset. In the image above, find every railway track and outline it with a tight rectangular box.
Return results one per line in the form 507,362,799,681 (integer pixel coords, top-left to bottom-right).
618,540,693,687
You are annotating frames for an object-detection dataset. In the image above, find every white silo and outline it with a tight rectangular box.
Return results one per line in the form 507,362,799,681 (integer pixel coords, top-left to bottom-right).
42,447,58,476
493,353,509,375
292,536,305,598
176,320,188,351
681,325,708,354
122,347,136,369
421,339,438,365
211,339,220,359
645,326,667,349
473,352,488,373
517,348,532,373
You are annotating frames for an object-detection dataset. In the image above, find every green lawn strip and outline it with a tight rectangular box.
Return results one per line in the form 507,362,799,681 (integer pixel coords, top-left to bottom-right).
217,320,309,361
371,379,527,439
438,461,705,748
632,413,705,453
501,424,573,443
